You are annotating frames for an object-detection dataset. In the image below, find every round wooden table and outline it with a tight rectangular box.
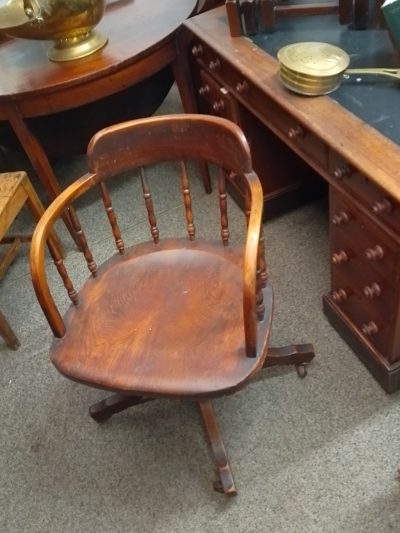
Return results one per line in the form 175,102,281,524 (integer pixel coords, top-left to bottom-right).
0,0,197,236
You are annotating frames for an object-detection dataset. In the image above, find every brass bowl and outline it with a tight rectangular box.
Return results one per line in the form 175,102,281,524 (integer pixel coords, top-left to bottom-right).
0,0,108,61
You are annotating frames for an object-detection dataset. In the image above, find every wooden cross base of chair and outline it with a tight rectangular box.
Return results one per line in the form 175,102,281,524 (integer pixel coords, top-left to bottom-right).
0,171,63,349
88,343,314,496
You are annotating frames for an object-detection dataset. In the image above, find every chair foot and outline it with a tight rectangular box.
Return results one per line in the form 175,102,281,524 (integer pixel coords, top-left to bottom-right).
198,400,237,496
263,344,315,377
89,393,153,422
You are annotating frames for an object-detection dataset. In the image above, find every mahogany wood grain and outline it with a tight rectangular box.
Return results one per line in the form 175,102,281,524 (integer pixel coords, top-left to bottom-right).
0,0,198,240
30,114,314,494
183,7,400,204
182,6,400,392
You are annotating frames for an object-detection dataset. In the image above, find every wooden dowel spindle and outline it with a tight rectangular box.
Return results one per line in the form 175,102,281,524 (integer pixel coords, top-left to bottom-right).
140,167,159,244
218,170,229,246
180,161,195,241
69,207,97,276
99,182,125,254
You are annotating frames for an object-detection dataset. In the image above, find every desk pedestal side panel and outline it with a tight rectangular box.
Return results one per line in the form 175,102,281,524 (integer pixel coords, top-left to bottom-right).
183,23,400,393
325,187,400,393
187,37,325,218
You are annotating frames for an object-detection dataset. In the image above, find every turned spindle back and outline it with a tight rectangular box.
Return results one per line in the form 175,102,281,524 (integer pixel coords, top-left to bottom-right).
30,114,265,356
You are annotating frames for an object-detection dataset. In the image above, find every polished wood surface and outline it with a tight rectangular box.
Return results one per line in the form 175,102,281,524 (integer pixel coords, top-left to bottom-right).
30,114,314,494
0,0,198,241
0,0,197,114
183,7,400,202
182,7,400,391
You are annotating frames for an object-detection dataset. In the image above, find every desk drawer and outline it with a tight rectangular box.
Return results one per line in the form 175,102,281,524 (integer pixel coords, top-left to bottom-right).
190,38,328,173
329,151,400,235
197,69,238,121
330,271,393,357
330,189,400,284
330,188,400,357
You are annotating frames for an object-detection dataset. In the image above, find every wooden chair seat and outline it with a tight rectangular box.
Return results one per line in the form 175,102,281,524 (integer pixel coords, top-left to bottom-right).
30,114,314,495
51,238,273,397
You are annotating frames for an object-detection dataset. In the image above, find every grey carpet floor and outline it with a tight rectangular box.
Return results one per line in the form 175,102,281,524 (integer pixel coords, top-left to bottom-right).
1,85,400,533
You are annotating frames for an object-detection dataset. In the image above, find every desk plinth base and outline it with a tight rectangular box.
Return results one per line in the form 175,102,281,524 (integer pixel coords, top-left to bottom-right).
323,295,400,394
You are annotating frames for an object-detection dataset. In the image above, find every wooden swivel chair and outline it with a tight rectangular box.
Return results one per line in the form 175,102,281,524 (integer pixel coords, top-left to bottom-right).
30,114,314,495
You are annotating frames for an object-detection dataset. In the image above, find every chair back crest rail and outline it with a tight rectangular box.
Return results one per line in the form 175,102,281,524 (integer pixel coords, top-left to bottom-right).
29,114,266,357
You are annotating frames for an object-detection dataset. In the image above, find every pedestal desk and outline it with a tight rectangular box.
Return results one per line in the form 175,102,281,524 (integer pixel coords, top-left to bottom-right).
181,7,400,392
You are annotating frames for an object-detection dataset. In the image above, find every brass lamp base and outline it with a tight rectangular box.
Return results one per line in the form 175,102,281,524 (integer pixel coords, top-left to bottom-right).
47,30,108,62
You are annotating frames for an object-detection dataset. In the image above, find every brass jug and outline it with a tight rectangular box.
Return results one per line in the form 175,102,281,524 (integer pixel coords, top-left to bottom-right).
0,0,108,61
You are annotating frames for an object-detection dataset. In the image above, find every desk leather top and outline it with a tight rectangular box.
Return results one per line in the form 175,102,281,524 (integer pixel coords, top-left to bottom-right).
251,15,400,145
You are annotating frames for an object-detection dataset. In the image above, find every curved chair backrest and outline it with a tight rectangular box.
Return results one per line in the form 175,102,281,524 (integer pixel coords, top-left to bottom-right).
30,114,265,357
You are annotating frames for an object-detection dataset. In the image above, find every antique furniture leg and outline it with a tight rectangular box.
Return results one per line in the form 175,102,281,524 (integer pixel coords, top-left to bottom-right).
264,344,315,377
3,104,81,247
198,400,237,496
21,174,64,257
0,310,19,350
89,393,154,422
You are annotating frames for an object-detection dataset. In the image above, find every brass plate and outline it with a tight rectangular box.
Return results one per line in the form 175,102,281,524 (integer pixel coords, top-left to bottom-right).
279,70,341,95
279,63,342,95
277,42,350,77
279,64,339,86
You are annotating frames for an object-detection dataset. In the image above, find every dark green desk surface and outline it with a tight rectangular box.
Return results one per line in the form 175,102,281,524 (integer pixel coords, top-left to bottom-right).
250,15,399,144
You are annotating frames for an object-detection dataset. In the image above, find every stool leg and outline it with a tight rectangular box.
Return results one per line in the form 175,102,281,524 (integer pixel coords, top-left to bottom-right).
22,176,64,258
0,311,19,350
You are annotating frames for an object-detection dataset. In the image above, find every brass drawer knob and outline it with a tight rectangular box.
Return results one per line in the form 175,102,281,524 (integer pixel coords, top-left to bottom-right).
191,44,203,57
212,100,225,112
288,125,305,140
365,245,384,261
371,199,392,215
332,165,352,180
209,59,221,71
332,211,349,226
363,282,381,299
361,321,379,336
332,288,348,302
332,250,349,265
236,81,249,94
198,85,210,97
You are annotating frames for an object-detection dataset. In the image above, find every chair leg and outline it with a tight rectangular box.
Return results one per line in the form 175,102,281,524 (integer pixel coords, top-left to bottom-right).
197,399,237,496
89,393,153,422
263,344,315,377
0,310,19,350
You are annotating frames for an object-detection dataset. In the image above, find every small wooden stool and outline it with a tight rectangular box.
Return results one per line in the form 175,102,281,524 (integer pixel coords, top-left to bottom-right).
0,171,63,349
